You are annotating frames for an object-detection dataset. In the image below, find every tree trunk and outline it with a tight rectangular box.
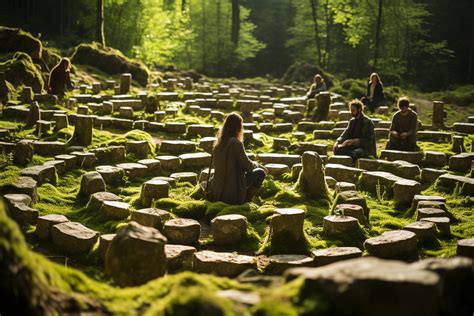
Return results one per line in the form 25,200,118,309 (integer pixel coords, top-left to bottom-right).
182,0,186,11
216,0,222,72
96,0,105,46
310,0,322,67
373,0,383,69
468,12,474,83
231,0,240,46
202,0,207,69
324,0,331,69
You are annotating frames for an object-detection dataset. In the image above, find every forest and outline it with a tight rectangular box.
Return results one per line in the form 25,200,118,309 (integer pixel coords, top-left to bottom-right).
2,0,473,91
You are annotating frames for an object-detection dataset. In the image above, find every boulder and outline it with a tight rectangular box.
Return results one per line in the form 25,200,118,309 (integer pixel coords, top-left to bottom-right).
105,221,167,286
51,222,99,254
8,202,38,225
211,214,248,246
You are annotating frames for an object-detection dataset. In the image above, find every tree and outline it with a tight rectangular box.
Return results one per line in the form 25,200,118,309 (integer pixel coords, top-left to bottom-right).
231,0,240,45
309,0,322,66
373,0,383,69
96,0,106,46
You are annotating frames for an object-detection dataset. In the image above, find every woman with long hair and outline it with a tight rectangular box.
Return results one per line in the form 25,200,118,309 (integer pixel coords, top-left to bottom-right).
208,113,266,204
362,72,385,111
48,57,74,96
305,74,327,99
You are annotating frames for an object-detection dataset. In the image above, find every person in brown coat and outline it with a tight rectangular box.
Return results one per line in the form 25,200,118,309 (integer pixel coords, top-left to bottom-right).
209,113,266,205
48,57,74,96
386,97,419,151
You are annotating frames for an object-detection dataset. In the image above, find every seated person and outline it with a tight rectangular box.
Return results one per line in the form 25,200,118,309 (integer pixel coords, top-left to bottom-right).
333,99,376,160
208,113,266,205
386,97,418,152
305,74,327,99
362,72,385,111
48,57,74,97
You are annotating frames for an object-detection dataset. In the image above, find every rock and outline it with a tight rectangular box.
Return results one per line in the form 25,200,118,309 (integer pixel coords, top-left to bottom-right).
8,202,38,225
325,176,337,188
140,179,170,207
78,171,105,197
380,150,423,165
296,151,330,199
452,135,466,153
285,257,440,316
325,163,363,184
165,244,196,272
420,217,451,236
12,176,38,203
32,141,66,156
21,164,57,186
71,151,97,168
403,221,436,242
265,255,314,275
179,152,212,170
95,165,124,186
364,230,418,260
98,233,116,260
156,155,180,170
359,171,404,196
170,172,198,185
416,207,446,220
125,140,150,159
91,146,125,164
116,162,148,179
411,257,474,316
334,182,357,195
137,159,161,176
193,250,256,277
411,195,446,211
72,115,93,146
270,208,305,254
448,153,474,173
265,163,290,177
131,208,171,229
51,222,99,254
393,179,421,207
44,160,66,175
101,201,130,220
164,218,201,246
35,214,69,240
312,247,362,267
437,173,474,196
333,204,368,225
55,154,78,171
328,155,353,167
211,214,248,246
456,238,474,258
86,191,123,211
421,168,447,183
323,215,360,235
105,221,167,286
13,140,33,166
26,101,40,127
333,191,369,220
424,151,448,167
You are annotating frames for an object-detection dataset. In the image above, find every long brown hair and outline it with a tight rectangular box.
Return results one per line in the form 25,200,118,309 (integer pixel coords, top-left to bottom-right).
369,72,382,85
54,57,71,72
214,112,244,149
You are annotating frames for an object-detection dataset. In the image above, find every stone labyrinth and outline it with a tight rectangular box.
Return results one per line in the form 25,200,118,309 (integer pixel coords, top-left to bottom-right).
1,73,473,314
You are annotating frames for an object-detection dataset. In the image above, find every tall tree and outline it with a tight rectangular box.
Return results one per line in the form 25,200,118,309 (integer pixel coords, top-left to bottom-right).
96,0,105,46
309,0,322,66
231,0,240,45
373,0,383,69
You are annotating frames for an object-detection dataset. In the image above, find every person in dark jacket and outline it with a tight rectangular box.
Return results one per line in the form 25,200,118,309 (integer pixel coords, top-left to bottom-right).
305,74,327,99
48,57,74,96
333,99,377,160
386,97,419,151
362,72,385,111
209,113,266,205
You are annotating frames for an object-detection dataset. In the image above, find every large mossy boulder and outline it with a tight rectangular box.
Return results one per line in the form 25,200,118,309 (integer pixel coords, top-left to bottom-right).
0,72,14,103
0,52,44,92
0,26,42,60
282,61,333,87
71,43,149,86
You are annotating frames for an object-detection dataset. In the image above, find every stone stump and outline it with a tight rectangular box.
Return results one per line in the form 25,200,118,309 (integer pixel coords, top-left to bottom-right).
13,140,34,166
364,230,418,260
312,247,362,267
193,250,256,277
323,215,360,235
105,221,167,286
165,244,196,272
211,214,248,246
53,113,68,130
403,221,436,242
36,214,69,240
51,222,99,254
21,86,34,103
333,204,368,225
270,208,305,254
393,180,421,208
131,208,171,229
296,151,329,200
101,201,130,220
12,176,39,203
26,101,40,127
78,171,106,197
164,218,201,246
432,101,445,130
265,255,313,275
72,115,93,146
120,73,132,94
452,135,465,154
456,238,474,258
314,91,331,121
140,179,170,207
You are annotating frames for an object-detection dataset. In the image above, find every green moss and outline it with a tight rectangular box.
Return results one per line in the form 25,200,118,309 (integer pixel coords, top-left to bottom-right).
0,51,44,92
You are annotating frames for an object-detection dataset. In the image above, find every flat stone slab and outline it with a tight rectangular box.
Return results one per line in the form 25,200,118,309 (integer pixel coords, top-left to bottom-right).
51,222,99,254
12,176,38,203
359,171,404,196
456,238,474,258
137,159,161,176
193,250,256,277
131,208,171,229
257,153,300,166
179,152,212,169
170,172,198,185
211,214,248,246
312,247,362,267
116,163,148,179
36,214,69,240
164,218,201,245
160,140,197,154
417,208,446,220
265,255,314,275
323,215,359,235
21,164,57,186
95,165,124,185
87,192,123,211
285,257,440,316
165,244,196,272
101,201,131,220
156,155,180,170
364,230,418,260
404,221,436,241
411,195,446,211
380,150,423,165
420,217,451,236
8,202,38,225
437,173,474,196
325,163,364,184
265,163,290,176
140,179,170,207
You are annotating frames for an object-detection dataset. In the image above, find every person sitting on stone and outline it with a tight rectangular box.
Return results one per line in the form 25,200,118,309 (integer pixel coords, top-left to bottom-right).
386,97,419,152
48,57,74,97
207,113,267,205
305,74,327,99
362,72,385,111
333,99,376,160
